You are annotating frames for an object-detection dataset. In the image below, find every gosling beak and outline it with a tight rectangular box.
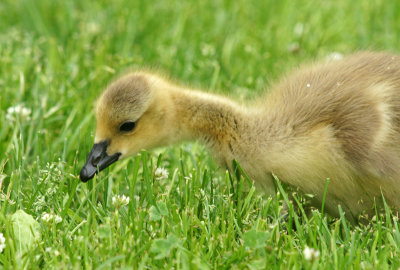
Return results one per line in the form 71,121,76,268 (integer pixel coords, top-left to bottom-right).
79,140,121,182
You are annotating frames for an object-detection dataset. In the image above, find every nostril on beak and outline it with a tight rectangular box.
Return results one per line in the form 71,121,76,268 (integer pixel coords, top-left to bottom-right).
87,140,109,167
92,155,102,166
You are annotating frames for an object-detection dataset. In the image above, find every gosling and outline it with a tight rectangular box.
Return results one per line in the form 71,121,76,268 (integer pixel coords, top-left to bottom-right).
80,51,400,221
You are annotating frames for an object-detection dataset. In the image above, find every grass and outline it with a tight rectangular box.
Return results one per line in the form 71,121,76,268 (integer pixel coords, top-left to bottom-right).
1,0,400,268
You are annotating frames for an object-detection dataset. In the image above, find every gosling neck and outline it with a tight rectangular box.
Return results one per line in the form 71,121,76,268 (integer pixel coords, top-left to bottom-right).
170,87,246,149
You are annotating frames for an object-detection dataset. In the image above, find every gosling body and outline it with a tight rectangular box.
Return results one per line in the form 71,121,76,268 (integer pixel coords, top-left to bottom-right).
81,52,400,220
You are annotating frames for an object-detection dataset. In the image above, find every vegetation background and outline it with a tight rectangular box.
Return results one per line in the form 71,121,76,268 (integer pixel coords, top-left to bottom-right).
1,0,400,268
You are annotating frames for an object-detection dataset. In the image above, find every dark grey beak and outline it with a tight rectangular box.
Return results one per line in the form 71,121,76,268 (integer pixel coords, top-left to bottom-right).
79,141,121,182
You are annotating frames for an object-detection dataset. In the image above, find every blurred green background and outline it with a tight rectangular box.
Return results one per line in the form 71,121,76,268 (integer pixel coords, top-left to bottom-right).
1,0,400,268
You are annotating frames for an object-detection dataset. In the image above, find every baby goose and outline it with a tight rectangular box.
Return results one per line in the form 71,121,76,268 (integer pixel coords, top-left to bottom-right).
80,52,400,220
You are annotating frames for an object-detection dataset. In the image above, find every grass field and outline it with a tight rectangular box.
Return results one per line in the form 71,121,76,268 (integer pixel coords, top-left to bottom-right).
1,0,400,268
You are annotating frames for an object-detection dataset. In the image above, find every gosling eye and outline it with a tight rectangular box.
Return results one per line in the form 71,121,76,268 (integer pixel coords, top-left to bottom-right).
119,121,136,132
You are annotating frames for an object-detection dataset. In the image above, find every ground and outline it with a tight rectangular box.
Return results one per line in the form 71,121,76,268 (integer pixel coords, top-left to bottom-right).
1,0,400,268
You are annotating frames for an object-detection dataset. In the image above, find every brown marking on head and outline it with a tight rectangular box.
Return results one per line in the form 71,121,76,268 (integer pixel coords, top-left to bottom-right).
93,72,178,158
97,74,152,128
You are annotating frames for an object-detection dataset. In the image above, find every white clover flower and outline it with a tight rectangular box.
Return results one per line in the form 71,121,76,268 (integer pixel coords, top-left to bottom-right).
45,247,60,256
41,212,62,224
303,246,320,261
112,194,130,208
54,215,62,224
201,44,215,57
41,213,52,223
0,233,5,253
294,22,304,37
325,52,344,62
86,22,100,34
184,173,192,181
6,105,32,121
154,167,169,180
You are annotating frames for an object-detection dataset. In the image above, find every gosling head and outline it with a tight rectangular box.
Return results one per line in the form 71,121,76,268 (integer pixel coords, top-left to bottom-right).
79,72,174,182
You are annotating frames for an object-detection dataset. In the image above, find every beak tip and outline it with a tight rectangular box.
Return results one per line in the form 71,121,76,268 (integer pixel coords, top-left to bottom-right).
79,141,122,182
79,167,94,182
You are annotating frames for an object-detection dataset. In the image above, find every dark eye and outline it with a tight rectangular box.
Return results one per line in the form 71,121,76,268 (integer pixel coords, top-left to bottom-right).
120,121,136,132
